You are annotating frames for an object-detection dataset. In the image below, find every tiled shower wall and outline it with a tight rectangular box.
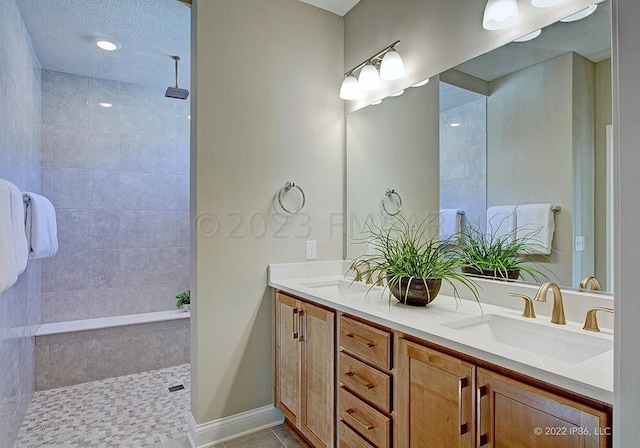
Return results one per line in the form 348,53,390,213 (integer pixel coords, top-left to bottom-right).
440,98,488,231
40,70,190,322
0,1,42,446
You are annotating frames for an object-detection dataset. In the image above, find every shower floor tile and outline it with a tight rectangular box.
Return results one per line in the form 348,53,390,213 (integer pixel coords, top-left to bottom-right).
15,364,190,447
14,364,306,448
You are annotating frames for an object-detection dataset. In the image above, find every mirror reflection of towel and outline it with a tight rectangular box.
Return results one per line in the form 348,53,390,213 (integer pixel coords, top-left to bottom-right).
516,203,554,255
439,209,461,241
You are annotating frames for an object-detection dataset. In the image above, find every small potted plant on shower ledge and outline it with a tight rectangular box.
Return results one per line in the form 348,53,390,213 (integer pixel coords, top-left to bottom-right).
353,215,480,307
175,290,191,312
455,223,551,283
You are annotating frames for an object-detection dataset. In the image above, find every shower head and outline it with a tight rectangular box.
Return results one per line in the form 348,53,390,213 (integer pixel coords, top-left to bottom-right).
165,56,189,100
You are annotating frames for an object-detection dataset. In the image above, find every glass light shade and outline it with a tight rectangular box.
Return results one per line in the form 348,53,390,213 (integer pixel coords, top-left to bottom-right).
560,4,597,22
380,50,405,80
513,29,542,42
389,90,404,97
483,0,519,30
358,63,381,91
339,75,361,100
96,39,118,51
411,78,430,87
531,0,567,7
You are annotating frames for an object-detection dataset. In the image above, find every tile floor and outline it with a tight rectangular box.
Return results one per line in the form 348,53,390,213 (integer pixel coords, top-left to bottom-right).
14,364,305,448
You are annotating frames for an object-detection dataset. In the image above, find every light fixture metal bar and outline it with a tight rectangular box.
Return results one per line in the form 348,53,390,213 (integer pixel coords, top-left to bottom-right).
344,40,401,76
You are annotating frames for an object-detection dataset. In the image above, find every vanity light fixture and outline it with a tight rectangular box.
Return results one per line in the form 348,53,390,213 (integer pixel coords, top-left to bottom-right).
411,78,430,87
531,0,567,7
560,4,597,22
483,0,519,30
514,29,542,42
359,63,381,91
340,40,404,100
389,90,405,97
96,39,119,51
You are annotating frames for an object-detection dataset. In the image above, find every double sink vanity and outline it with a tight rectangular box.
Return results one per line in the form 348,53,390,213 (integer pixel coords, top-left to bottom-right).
268,260,613,448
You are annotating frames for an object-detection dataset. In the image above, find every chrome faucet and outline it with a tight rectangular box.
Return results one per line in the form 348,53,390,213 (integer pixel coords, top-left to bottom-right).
578,275,603,292
534,282,566,325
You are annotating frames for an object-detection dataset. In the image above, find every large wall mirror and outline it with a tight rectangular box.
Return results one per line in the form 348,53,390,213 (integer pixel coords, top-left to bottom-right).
346,1,612,293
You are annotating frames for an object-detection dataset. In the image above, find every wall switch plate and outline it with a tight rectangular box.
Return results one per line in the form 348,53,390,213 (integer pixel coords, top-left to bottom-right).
306,240,317,260
575,235,585,252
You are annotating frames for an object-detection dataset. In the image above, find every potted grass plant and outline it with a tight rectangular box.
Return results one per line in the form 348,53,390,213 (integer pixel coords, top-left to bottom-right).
175,290,191,312
456,223,550,282
354,216,479,307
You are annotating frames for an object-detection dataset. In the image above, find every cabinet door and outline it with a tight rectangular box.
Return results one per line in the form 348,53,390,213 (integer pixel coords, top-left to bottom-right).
275,293,301,424
476,368,610,448
396,339,475,448
301,301,335,448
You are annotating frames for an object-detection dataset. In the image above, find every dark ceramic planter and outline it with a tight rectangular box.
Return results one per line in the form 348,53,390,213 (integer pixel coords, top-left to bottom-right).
388,276,442,306
461,266,520,281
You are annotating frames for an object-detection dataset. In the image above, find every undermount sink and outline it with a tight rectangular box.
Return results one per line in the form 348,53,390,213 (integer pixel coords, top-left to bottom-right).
442,314,612,364
301,279,372,296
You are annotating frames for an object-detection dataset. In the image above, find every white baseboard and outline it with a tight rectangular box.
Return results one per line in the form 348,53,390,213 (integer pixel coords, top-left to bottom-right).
187,405,284,448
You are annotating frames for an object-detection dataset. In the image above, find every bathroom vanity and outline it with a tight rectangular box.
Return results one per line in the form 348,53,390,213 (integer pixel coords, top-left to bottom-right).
269,261,613,448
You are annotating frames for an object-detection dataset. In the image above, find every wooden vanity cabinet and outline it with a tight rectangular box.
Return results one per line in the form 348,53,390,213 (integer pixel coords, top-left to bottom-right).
396,337,610,448
275,292,335,448
396,338,475,448
476,368,609,448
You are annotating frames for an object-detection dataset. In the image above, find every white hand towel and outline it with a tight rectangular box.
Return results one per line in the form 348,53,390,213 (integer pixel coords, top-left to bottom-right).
439,209,461,241
486,205,517,242
23,192,58,260
0,178,28,292
516,203,555,255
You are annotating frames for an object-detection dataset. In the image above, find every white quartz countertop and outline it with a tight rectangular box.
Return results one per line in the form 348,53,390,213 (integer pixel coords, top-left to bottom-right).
268,261,614,405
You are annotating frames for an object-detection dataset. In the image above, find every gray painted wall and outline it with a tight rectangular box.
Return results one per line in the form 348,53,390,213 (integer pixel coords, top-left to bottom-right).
40,70,190,322
0,0,42,446
192,0,344,425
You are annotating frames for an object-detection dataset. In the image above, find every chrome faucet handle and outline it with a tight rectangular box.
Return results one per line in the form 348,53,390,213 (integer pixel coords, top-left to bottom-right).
583,307,614,332
578,275,603,292
534,282,566,325
508,293,536,318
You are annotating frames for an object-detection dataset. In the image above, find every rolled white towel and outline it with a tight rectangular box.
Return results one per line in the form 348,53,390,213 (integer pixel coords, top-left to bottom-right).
23,192,59,260
439,209,461,241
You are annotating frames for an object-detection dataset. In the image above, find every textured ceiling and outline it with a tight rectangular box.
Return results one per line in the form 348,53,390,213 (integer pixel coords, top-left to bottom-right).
298,0,360,16
456,0,611,82
16,0,190,89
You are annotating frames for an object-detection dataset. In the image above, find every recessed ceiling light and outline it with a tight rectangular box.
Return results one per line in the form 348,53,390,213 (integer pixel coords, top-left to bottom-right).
99,102,113,108
450,122,461,127
560,4,597,22
411,78,430,87
96,39,119,51
514,29,542,42
390,90,405,97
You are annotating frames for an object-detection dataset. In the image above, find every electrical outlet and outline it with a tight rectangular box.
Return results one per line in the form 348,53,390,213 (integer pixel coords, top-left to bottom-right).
575,235,585,252
306,240,317,260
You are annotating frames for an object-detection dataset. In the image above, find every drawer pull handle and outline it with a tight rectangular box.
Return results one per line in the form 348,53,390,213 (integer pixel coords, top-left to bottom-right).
345,371,375,389
292,309,298,339
345,333,375,348
346,409,375,430
298,310,305,342
477,385,488,446
458,377,468,435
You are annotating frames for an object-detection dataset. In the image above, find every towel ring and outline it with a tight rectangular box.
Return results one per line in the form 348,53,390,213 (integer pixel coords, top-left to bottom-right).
382,189,402,216
278,182,306,214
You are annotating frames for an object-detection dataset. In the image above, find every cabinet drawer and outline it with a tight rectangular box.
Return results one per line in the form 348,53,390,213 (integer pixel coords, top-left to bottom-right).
340,316,391,370
339,420,375,448
339,352,391,412
339,387,390,448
